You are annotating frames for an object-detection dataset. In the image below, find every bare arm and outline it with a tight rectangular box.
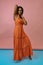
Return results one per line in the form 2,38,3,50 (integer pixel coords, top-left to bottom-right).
13,5,18,20
22,17,27,25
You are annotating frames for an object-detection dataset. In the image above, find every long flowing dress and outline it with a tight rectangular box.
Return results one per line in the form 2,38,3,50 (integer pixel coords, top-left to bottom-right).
13,17,32,60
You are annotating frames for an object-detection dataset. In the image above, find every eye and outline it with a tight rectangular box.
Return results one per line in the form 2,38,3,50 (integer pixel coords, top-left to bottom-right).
19,8,22,11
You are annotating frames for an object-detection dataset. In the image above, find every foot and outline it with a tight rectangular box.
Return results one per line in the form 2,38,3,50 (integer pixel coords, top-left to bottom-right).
29,56,32,60
18,59,21,61
18,59,22,61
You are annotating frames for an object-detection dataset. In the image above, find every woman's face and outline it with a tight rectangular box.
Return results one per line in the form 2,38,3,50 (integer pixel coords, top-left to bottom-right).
18,8,22,15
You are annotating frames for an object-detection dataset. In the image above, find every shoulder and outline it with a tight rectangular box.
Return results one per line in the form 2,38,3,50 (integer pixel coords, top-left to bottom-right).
22,16,26,21
13,15,18,21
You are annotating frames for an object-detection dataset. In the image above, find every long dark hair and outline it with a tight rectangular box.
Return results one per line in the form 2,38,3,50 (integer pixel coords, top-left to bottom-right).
14,5,24,16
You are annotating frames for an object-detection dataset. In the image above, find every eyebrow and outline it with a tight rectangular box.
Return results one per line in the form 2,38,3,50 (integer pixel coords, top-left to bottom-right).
20,10,21,11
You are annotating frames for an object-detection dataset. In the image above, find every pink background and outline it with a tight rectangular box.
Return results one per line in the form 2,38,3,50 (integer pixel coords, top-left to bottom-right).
0,0,43,49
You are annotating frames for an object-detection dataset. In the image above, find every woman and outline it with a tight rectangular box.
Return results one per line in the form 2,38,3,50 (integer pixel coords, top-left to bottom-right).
13,5,32,61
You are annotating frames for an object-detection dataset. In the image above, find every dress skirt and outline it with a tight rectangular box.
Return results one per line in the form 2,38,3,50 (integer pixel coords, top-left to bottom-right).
13,17,32,60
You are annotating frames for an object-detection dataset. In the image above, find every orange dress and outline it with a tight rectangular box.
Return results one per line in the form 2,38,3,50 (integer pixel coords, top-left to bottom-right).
13,17,32,60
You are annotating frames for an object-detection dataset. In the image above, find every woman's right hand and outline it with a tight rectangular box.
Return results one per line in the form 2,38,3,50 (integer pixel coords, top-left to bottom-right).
14,5,18,10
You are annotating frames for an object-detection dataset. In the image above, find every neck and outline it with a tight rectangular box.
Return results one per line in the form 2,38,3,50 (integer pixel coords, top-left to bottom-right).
18,14,22,18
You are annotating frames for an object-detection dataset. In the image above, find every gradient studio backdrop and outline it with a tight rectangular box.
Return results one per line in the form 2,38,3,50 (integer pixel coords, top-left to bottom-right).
0,0,43,49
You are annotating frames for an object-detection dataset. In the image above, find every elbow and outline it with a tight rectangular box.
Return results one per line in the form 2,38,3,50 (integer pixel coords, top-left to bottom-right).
24,22,27,25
